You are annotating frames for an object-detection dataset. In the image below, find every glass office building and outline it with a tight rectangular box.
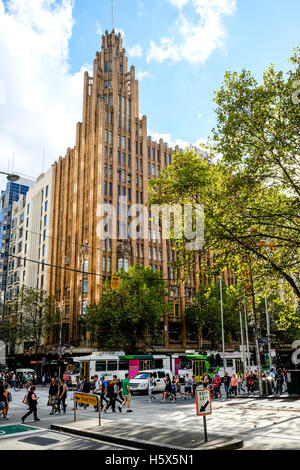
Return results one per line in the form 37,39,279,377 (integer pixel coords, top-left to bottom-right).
0,179,34,299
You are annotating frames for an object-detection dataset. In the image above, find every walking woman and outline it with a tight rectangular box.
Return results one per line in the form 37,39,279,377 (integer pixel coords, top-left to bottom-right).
57,379,67,414
230,374,238,398
21,386,40,423
161,373,172,402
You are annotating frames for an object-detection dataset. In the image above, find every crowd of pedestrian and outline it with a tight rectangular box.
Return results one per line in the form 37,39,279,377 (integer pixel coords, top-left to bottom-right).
0,364,289,423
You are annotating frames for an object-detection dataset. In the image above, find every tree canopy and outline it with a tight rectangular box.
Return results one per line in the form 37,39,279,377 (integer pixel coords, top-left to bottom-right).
85,265,171,353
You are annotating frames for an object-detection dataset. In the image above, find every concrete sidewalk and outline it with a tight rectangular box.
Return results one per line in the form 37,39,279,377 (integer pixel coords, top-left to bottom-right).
213,397,300,413
51,419,243,451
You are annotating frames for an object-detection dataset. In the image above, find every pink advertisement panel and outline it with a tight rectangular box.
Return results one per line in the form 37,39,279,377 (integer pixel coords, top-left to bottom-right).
128,360,140,379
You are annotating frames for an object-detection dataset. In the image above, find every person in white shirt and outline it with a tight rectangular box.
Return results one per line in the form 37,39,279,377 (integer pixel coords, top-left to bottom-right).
148,373,156,402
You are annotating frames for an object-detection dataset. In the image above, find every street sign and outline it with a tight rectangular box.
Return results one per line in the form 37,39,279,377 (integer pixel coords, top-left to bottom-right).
74,393,98,407
195,388,212,444
73,393,101,426
111,276,121,290
195,388,212,417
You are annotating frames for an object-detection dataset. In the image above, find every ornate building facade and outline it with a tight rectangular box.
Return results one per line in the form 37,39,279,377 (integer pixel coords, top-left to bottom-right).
48,31,234,353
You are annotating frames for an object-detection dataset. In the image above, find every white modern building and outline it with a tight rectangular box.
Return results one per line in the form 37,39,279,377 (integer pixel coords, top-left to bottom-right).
6,167,53,300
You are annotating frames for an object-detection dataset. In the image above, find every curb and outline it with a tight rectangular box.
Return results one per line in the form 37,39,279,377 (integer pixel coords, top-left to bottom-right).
50,423,243,451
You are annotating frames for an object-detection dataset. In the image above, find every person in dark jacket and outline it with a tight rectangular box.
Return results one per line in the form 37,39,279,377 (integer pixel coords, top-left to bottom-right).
105,378,117,413
22,386,40,423
223,372,231,398
48,378,59,415
56,379,67,414
80,377,90,409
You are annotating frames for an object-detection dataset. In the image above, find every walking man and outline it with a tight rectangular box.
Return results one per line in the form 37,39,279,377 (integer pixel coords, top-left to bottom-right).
121,373,133,413
56,379,67,414
93,375,102,412
148,372,155,403
48,378,58,415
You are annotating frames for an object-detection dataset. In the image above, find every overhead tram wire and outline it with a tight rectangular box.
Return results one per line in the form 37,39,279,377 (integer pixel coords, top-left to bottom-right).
8,253,177,283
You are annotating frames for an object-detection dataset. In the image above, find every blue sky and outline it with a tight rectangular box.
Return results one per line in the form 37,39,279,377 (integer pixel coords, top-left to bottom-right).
69,0,300,143
0,0,299,187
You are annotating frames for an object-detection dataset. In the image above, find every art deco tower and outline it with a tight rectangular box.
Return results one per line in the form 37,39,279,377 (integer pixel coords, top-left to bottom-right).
48,31,222,351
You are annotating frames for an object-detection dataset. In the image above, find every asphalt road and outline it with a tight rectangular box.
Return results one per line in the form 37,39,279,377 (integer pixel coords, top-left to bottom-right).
1,386,300,450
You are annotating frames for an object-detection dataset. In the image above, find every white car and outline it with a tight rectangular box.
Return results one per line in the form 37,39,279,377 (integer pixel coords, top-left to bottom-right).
130,369,173,394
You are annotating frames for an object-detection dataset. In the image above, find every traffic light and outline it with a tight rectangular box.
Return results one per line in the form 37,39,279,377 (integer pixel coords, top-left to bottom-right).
57,358,64,366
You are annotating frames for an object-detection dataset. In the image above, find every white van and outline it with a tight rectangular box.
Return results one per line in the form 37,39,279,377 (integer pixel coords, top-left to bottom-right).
129,369,173,394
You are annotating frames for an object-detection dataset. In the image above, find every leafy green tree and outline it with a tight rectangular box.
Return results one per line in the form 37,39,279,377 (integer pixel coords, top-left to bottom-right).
9,286,56,369
85,265,171,353
185,283,240,350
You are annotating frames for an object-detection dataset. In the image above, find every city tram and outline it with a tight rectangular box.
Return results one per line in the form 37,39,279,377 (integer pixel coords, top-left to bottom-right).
73,350,257,386
77,352,171,383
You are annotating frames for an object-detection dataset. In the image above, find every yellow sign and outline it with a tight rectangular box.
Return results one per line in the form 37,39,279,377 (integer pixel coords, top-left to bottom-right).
74,393,98,407
111,276,121,290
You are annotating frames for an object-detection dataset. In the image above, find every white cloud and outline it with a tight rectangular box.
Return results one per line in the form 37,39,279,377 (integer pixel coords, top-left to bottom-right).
148,129,206,150
168,0,189,8
147,0,237,64
0,0,86,184
128,44,143,58
136,71,150,81
197,113,203,118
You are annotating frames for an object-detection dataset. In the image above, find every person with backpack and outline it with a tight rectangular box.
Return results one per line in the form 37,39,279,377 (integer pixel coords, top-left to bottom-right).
171,378,177,402
21,386,40,423
100,376,109,411
113,376,123,411
56,379,67,414
104,378,117,413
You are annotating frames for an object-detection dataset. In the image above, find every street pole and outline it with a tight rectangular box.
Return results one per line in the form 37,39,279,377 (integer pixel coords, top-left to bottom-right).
249,261,263,397
58,302,63,379
219,277,226,374
265,297,272,370
239,306,246,375
244,303,250,368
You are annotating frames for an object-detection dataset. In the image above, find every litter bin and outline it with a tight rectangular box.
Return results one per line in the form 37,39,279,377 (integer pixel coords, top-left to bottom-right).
287,370,300,397
262,377,273,396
